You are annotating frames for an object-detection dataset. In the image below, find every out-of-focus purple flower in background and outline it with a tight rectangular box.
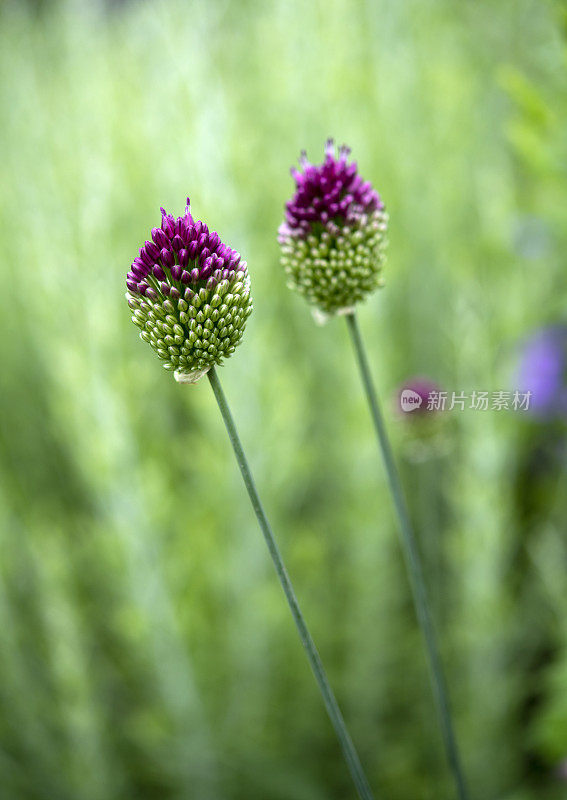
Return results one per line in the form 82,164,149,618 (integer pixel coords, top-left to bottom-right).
398,377,441,417
517,326,567,420
555,757,567,782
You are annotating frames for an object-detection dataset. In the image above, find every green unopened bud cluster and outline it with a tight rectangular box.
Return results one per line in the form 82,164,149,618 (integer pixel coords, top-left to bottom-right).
127,271,252,376
280,208,388,314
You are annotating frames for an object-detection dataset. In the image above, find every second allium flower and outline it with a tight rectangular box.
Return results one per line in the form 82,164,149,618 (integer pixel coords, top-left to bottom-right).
278,140,388,315
126,199,253,381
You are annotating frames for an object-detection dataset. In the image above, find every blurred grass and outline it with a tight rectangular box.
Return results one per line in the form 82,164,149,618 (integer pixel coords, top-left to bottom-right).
0,0,566,797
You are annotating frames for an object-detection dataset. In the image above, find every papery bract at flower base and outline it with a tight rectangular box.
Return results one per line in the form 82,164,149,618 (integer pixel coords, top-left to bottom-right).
126,199,253,381
278,139,388,315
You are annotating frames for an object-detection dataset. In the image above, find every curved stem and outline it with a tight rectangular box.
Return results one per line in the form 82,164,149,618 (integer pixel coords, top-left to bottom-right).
207,366,376,800
345,312,469,800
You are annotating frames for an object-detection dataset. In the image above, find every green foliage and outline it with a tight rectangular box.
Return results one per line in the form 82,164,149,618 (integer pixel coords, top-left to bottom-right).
0,0,566,798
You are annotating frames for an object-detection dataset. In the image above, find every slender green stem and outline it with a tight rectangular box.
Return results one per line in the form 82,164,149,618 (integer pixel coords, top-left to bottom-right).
345,312,469,800
207,366,376,800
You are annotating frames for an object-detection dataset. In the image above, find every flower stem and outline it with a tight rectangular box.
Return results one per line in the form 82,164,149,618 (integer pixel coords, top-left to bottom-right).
345,311,469,800
207,365,376,800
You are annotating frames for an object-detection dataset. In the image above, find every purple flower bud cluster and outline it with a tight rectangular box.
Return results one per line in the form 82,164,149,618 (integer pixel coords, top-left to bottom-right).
279,138,384,239
126,198,246,299
278,140,388,314
126,200,253,378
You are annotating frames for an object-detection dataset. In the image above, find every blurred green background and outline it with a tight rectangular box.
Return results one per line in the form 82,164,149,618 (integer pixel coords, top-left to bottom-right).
1,0,566,797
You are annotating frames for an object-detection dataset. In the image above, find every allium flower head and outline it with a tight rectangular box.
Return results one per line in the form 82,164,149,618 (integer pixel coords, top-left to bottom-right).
278,139,388,315
126,200,253,382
